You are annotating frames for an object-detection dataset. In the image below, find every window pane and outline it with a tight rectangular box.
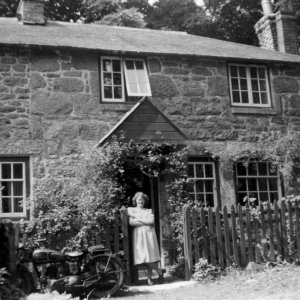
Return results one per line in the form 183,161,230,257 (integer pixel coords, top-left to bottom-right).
14,198,23,213
135,61,144,70
240,79,248,90
125,60,134,70
13,182,23,196
205,165,213,178
138,83,149,94
250,67,257,78
189,193,196,202
258,178,268,191
195,164,204,178
113,73,121,85
248,178,257,191
249,193,258,206
103,73,112,85
241,92,249,103
114,87,122,99
259,80,266,92
258,163,267,175
13,164,23,179
259,192,269,202
231,78,239,90
258,68,266,78
261,93,268,104
268,164,277,175
269,178,278,191
104,86,112,98
128,82,138,94
236,162,246,176
2,164,11,179
103,59,112,72
206,194,214,207
232,91,240,103
253,92,260,104
205,180,213,193
230,66,238,77
270,192,278,203
237,178,247,191
112,60,121,72
187,181,194,193
196,194,205,206
2,198,11,213
251,80,259,91
239,66,246,77
237,193,247,205
248,163,257,176
195,180,204,193
1,181,11,196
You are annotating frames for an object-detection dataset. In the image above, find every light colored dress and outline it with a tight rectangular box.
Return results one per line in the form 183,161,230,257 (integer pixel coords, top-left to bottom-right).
128,207,161,265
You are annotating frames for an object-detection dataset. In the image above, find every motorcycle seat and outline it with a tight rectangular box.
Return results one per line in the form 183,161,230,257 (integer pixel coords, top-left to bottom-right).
66,251,84,258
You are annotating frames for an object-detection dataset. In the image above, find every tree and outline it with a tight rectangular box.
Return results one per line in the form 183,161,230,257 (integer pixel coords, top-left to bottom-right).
97,7,146,28
0,0,19,17
123,0,151,15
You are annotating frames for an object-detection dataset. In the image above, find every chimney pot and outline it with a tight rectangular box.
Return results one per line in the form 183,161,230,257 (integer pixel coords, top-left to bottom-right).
262,0,274,15
17,0,47,25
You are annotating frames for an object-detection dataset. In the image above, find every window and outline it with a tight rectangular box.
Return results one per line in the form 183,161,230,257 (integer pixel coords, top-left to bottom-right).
235,161,281,206
0,157,29,217
229,64,271,107
187,160,217,207
101,57,151,102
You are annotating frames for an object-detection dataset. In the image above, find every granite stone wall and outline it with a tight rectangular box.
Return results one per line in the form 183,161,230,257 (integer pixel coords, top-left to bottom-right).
1,46,300,216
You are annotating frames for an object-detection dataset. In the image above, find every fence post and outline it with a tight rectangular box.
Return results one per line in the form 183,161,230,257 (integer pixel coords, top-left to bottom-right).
183,204,192,281
120,206,131,284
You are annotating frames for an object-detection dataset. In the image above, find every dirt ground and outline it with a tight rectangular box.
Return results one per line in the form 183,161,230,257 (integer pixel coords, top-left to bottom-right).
113,264,300,300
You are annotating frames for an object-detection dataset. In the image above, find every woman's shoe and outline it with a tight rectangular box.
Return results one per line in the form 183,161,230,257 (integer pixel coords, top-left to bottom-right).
158,269,166,284
147,278,154,285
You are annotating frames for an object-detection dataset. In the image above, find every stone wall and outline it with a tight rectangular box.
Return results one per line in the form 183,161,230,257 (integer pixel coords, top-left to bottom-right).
1,46,300,211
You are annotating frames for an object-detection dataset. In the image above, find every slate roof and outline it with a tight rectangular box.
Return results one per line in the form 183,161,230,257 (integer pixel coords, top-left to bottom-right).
1,17,300,64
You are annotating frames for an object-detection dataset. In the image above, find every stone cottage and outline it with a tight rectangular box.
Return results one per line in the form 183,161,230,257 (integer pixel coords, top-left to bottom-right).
1,0,300,268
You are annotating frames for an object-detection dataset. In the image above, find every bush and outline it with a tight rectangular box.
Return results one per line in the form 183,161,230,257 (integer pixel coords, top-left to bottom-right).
0,268,24,300
193,258,222,282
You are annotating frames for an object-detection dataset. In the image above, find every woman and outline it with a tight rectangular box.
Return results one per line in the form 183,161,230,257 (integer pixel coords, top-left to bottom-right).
128,192,165,285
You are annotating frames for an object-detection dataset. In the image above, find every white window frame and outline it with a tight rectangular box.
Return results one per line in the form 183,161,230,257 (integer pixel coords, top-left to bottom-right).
235,161,282,206
100,56,151,103
0,160,27,217
228,63,271,108
187,161,217,207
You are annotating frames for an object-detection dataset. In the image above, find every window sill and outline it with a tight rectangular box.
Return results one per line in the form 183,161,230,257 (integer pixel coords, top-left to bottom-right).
231,106,279,115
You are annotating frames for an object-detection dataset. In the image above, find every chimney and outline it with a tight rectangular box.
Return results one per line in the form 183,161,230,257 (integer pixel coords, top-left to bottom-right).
255,0,299,55
17,0,47,25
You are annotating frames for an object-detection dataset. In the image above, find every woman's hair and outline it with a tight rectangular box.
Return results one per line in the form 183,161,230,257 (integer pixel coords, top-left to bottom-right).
132,192,149,207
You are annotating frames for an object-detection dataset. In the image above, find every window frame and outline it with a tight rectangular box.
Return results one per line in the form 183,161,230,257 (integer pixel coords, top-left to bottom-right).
187,158,218,208
234,161,282,206
100,56,151,103
228,63,272,108
0,157,30,218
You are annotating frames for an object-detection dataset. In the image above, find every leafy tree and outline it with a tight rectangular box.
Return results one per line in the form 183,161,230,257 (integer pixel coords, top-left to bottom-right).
83,0,122,23
97,7,146,28
0,0,19,17
123,0,151,15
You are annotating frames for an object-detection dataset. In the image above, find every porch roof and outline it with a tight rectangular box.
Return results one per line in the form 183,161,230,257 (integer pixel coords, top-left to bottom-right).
96,97,187,147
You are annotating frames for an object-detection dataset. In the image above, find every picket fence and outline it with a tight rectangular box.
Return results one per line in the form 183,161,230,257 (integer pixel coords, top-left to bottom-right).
183,200,300,280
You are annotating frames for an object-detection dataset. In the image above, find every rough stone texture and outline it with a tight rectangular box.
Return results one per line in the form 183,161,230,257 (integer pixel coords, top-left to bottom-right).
89,71,100,95
273,76,299,93
3,76,28,87
30,73,46,89
207,76,229,96
148,58,161,73
53,78,84,93
71,51,98,71
150,74,179,98
164,67,189,75
31,91,73,115
31,51,60,72
283,95,300,116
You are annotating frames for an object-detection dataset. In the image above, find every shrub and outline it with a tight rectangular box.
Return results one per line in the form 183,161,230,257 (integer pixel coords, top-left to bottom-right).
193,258,222,281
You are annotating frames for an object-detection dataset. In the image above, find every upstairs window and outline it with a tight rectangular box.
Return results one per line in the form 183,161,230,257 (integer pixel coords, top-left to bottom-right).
187,159,217,207
0,157,29,218
235,161,281,206
101,57,151,103
229,64,271,107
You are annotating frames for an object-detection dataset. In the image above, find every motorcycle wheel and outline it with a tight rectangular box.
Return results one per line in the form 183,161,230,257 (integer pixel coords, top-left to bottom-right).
86,254,124,300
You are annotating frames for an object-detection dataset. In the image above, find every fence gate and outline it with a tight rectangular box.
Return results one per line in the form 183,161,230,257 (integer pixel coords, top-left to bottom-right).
183,201,300,280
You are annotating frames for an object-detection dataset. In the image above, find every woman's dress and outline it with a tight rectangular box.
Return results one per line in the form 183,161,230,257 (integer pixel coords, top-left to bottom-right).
128,207,160,265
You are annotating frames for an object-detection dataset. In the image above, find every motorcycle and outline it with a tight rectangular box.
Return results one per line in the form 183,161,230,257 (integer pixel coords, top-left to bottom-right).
16,239,125,299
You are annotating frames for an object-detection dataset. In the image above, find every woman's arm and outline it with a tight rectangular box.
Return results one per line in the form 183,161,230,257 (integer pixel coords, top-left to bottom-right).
129,217,144,227
136,210,154,225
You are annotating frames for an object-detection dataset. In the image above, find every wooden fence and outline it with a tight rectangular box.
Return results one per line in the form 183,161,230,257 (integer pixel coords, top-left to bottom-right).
183,201,300,280
0,207,133,283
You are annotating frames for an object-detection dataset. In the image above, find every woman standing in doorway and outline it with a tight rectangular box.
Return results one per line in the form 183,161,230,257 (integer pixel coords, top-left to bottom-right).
128,192,165,285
